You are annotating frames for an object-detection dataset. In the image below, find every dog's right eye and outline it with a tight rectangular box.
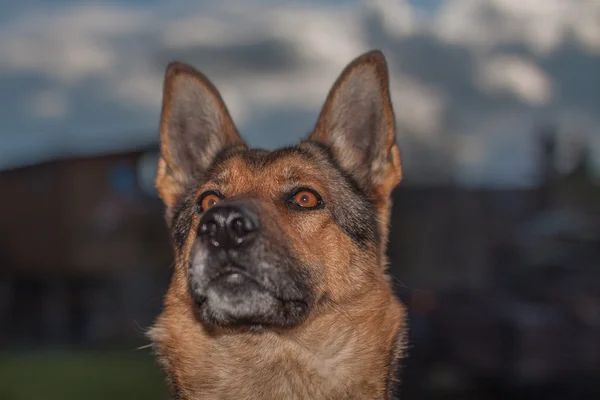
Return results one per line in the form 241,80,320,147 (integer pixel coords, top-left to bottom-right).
198,191,223,212
286,188,324,211
293,191,319,208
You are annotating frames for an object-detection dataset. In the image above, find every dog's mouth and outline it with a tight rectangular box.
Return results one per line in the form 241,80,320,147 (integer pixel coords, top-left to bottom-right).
206,263,309,307
208,264,260,287
190,260,311,328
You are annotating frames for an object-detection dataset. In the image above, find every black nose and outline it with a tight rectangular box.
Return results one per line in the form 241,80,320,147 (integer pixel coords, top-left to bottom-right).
198,204,259,250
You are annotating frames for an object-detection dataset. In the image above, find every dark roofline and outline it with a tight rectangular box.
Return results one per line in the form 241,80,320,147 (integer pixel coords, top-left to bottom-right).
0,142,160,174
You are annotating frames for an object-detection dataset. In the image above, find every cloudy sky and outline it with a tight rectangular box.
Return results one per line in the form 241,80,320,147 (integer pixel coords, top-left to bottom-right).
1,0,599,187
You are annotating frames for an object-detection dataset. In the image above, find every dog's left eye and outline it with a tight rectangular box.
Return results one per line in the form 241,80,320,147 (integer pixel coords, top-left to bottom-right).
288,188,323,210
198,191,223,212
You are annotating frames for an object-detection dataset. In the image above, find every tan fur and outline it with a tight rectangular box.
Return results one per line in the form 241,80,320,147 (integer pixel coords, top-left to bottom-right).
150,50,407,400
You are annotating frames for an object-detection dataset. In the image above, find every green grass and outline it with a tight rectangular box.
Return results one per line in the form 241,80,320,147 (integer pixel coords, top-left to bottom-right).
0,349,169,400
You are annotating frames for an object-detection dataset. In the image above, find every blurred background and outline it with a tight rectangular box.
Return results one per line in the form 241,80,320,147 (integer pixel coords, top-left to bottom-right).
1,0,599,399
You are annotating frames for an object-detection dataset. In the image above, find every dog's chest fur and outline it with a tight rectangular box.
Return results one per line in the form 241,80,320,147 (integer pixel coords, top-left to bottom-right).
150,291,403,400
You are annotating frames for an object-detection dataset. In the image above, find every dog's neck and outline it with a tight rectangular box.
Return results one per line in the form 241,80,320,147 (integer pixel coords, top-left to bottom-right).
150,282,405,400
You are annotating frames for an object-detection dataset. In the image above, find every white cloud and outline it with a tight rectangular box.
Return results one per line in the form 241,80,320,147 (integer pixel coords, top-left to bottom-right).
0,6,149,84
366,0,420,38
0,0,598,187
2,34,116,84
390,76,447,137
571,4,600,54
476,55,553,105
433,0,600,56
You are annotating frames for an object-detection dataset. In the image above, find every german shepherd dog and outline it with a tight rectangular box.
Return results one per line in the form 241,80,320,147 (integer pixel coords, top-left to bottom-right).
149,50,407,399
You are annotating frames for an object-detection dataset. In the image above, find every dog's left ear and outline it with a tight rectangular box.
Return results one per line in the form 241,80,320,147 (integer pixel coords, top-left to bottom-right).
309,50,401,200
156,62,246,219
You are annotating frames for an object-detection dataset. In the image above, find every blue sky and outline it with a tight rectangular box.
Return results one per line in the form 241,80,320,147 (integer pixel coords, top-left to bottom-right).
1,0,599,187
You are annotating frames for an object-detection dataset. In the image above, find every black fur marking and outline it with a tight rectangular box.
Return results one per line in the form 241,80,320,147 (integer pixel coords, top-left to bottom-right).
301,141,366,196
168,379,182,400
171,196,196,247
333,202,378,249
385,321,408,400
301,140,380,249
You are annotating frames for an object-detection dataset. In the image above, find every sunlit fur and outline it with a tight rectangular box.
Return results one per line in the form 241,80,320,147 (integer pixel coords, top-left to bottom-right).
149,50,407,400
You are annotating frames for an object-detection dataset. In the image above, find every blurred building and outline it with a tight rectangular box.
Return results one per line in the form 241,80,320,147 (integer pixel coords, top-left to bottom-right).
0,147,171,346
0,127,598,398
389,129,600,397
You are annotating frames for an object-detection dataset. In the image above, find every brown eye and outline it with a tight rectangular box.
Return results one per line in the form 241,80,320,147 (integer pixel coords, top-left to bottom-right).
292,190,320,208
200,193,221,211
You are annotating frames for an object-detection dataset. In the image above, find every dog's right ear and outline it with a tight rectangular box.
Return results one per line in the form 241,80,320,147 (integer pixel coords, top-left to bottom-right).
308,50,401,200
156,63,246,216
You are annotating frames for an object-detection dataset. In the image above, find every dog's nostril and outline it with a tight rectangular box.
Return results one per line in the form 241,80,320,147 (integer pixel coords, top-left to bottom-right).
231,218,247,241
231,217,254,245
200,221,218,237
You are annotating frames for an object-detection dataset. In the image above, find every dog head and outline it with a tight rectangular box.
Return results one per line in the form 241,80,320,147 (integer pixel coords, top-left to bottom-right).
156,50,401,329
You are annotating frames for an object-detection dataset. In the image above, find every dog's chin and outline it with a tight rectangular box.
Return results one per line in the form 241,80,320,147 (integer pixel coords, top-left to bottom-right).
192,272,310,328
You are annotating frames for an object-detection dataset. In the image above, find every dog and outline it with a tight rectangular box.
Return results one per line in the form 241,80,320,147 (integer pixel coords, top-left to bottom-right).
148,50,407,400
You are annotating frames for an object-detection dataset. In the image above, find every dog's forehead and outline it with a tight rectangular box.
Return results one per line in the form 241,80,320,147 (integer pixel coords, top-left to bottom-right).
206,146,330,188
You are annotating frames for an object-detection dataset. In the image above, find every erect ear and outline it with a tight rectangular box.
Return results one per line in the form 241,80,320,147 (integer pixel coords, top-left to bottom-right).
156,62,246,212
308,50,401,199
